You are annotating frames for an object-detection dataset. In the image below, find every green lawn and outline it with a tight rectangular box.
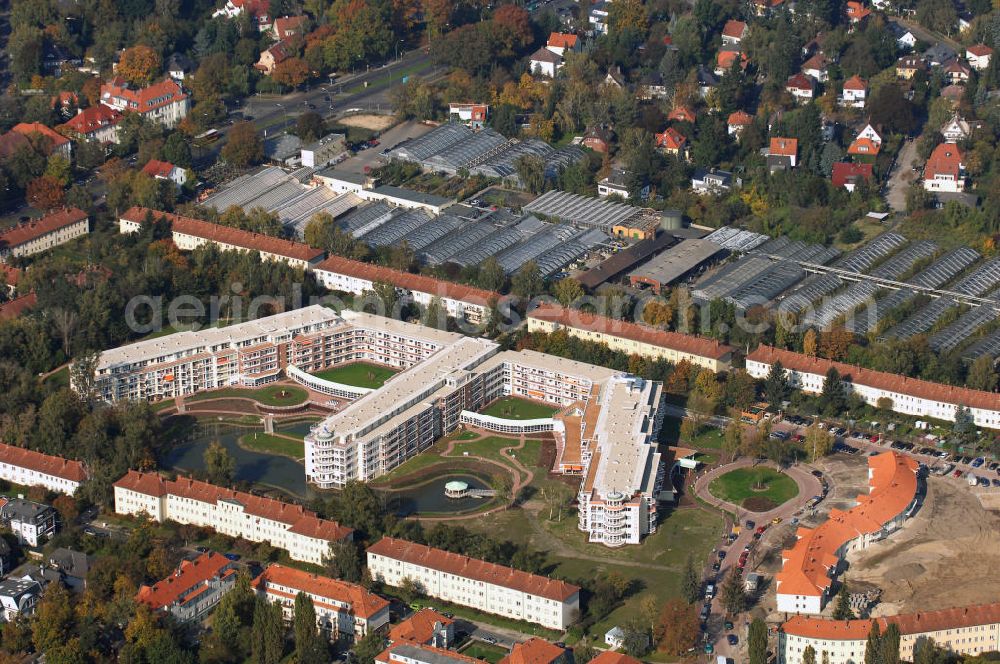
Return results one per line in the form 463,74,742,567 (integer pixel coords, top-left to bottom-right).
689,426,725,450
461,643,511,663
311,362,398,389
42,366,69,390
708,467,799,510
480,397,559,420
186,385,309,406
239,432,305,458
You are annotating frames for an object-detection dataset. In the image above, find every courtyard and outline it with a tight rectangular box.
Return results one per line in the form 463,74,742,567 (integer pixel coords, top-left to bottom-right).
480,397,560,420
310,361,399,388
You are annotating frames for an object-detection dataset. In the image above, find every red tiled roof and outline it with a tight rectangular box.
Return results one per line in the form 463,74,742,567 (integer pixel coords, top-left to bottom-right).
589,653,643,664
0,264,21,288
377,643,480,664
967,44,993,57
547,32,578,49
717,49,747,70
0,442,87,483
0,208,88,250
667,106,695,122
315,255,498,307
286,514,352,541
529,302,734,360
656,126,687,150
845,1,871,19
367,537,580,601
746,344,998,412
114,469,168,496
0,293,37,320
727,110,753,126
847,137,881,155
782,602,1000,640
721,19,747,39
137,551,236,610
500,638,566,664
274,15,307,38
101,78,188,114
802,53,828,71
166,475,309,525
769,137,798,157
925,142,964,180
388,608,454,644
11,123,70,150
530,47,562,65
60,105,123,137
842,74,867,91
120,207,324,263
776,452,917,598
831,162,873,188
786,73,814,91
253,564,389,619
141,160,176,178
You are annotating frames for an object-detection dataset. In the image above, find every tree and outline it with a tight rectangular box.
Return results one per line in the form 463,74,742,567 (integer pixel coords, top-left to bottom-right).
272,57,310,88
553,278,584,306
720,573,746,616
26,175,65,211
251,599,285,664
802,645,817,664
748,618,768,664
680,555,701,604
325,539,362,582
491,473,513,508
422,296,447,330
293,591,326,664
477,256,507,292
221,121,264,168
621,619,650,657
654,598,699,654
723,417,743,462
511,261,543,299
966,355,998,392
69,350,101,406
880,623,901,664
832,584,854,620
296,112,326,142
806,425,834,462
118,45,162,86
44,155,71,187
642,301,673,327
162,133,192,168
32,583,75,653
803,328,818,356
352,630,387,664
204,440,235,485
763,360,789,409
515,155,546,193
864,621,881,664
819,367,846,416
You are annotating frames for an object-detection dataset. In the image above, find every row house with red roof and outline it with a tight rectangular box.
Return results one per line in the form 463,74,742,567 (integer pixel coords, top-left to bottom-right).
367,537,581,629
253,564,389,640
137,551,239,622
0,208,89,261
113,471,352,565
100,78,190,129
0,443,87,496
0,123,71,161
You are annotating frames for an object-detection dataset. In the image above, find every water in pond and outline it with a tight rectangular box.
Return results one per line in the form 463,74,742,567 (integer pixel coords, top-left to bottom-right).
163,422,314,499
385,474,493,516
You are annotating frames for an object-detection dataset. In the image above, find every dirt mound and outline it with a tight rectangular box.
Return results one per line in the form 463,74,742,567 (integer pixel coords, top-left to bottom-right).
339,114,395,130
743,496,777,512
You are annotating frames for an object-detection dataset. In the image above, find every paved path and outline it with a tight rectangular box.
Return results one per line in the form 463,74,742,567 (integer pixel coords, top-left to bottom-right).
691,459,823,660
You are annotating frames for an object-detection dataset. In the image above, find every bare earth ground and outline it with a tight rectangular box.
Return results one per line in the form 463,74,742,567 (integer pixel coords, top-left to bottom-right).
339,113,397,130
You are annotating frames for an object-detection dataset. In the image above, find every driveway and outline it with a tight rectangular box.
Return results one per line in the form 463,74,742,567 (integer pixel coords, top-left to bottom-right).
885,138,919,212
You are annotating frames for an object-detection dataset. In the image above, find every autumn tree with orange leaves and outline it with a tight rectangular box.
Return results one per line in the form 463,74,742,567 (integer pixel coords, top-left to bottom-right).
654,598,700,654
271,57,310,88
118,45,162,86
27,176,65,211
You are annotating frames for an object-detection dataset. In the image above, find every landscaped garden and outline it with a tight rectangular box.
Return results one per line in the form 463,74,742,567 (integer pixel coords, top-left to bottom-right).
186,384,310,407
238,432,305,459
708,467,799,511
480,397,559,420
310,362,398,389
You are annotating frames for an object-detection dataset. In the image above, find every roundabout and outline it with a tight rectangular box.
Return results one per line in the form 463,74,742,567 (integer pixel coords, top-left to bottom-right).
707,466,801,512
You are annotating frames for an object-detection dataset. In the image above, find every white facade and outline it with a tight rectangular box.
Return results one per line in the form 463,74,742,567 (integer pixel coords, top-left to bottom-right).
0,444,86,496
840,86,867,108
0,210,89,260
6,502,57,547
967,48,992,70
367,539,580,630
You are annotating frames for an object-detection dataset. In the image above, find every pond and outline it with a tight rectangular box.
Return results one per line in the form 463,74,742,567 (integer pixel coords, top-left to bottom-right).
162,421,316,499
384,473,494,516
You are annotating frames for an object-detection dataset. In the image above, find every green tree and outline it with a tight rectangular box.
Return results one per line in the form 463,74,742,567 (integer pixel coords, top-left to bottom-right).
511,260,543,299
681,555,701,604
763,360,789,409
723,417,743,462
296,112,326,143
802,645,817,664
864,621,881,664
352,629,387,664
880,623,901,664
720,574,746,616
553,278,584,306
477,256,507,292
515,155,546,194
251,598,285,664
334,481,386,539
819,366,846,416
832,584,854,620
204,440,236,485
293,591,327,664
162,133,192,168
748,618,767,664
967,355,998,392
221,121,264,168
32,583,75,653
325,539,362,582
806,425,835,462
422,296,447,330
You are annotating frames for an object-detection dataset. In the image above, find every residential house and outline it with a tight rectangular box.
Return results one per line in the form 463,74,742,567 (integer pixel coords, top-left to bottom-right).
0,294,38,321
0,443,88,496
388,608,455,647
923,142,966,193
3,500,57,547
896,55,925,79
0,123,71,161
589,1,609,34
831,162,873,192
273,15,307,40
944,59,971,85
0,579,41,621
256,41,293,75
604,66,625,88
51,91,79,119
546,32,580,56
802,53,830,82
840,75,868,108
100,78,190,128
924,43,956,67
598,165,647,200
769,137,799,168
529,47,563,77
0,208,90,261
889,22,917,50
940,84,965,105
845,1,872,26
941,114,979,141
696,65,719,98
668,106,696,123
582,126,613,153
715,49,748,76
752,0,785,16
848,135,881,158
138,552,239,622
377,643,480,664
727,110,753,137
0,265,19,297
721,19,747,45
966,44,993,70
166,53,195,80
500,639,571,664
692,168,740,194
141,159,188,189
48,548,93,592
60,105,123,144
212,0,272,31
448,103,489,128
786,73,815,102
656,127,688,160
300,132,348,168
637,71,668,100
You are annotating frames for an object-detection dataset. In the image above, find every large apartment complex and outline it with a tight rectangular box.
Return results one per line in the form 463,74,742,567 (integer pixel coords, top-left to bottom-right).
0,443,87,496
367,537,581,630
776,452,919,614
527,303,735,372
137,551,239,622
113,470,352,565
87,306,347,402
576,376,666,547
253,564,390,641
0,208,89,260
746,345,1000,428
780,602,1000,664
118,207,324,270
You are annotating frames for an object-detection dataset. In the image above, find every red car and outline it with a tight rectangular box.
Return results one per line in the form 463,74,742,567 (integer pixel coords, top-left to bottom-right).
756,525,767,535
869,434,880,443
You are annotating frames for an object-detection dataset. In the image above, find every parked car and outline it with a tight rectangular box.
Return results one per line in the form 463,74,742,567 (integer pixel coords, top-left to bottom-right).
745,520,756,529
953,469,964,478
992,479,1000,487
771,517,783,525
811,470,823,477
972,457,985,468
727,635,739,646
